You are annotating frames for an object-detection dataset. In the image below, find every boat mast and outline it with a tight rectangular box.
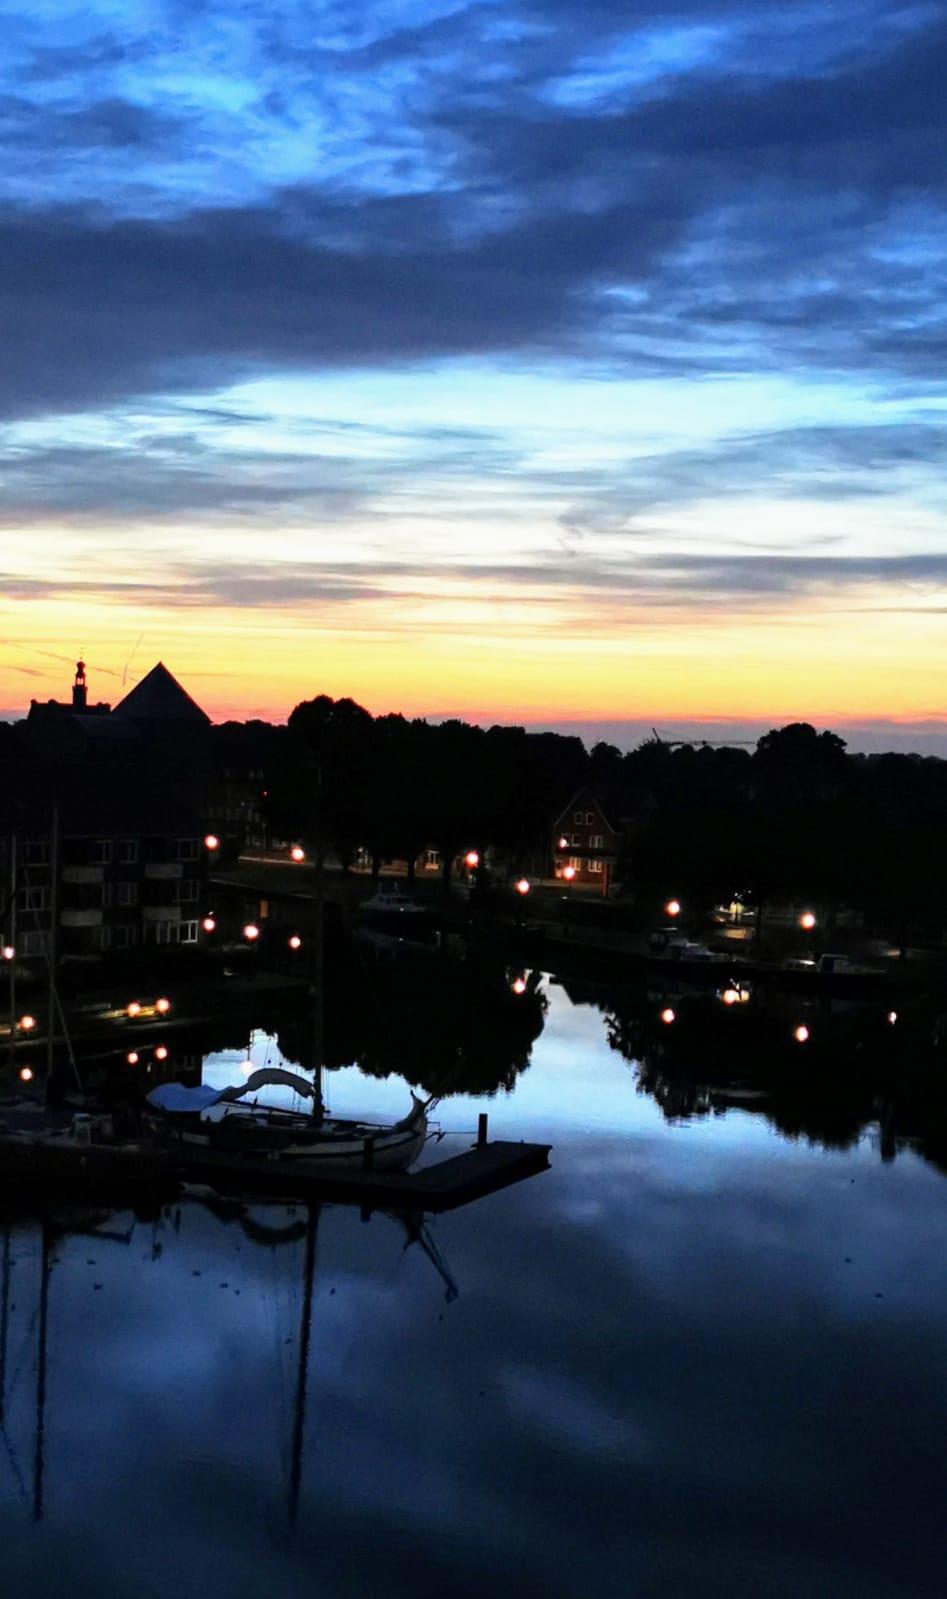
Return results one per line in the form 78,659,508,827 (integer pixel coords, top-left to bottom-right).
6,832,16,1082
45,804,58,1096
33,1219,51,1522
287,1203,319,1529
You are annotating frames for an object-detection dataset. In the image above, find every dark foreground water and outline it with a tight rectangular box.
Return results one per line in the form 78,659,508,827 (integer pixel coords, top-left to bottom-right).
3,980,947,1598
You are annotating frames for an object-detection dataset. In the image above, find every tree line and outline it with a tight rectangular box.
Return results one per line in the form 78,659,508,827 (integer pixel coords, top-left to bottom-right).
214,702,947,932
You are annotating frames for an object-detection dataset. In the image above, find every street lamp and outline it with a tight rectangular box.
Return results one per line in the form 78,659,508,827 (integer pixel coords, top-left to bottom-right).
288,935,302,950
127,1051,139,1065
243,923,260,941
201,915,216,933
665,899,681,918
562,865,576,882
464,850,479,869
514,878,531,896
204,833,220,852
793,1024,810,1044
155,1045,169,1062
799,911,816,930
511,977,527,995
660,1007,676,1025
126,1001,142,1018
290,845,305,863
1,945,14,961
19,1066,33,1083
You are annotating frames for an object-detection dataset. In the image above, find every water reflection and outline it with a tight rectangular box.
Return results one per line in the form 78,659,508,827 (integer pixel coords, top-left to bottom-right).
7,971,947,1596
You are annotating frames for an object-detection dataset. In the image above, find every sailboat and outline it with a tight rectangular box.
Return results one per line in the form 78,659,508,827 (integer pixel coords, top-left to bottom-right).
145,1067,431,1170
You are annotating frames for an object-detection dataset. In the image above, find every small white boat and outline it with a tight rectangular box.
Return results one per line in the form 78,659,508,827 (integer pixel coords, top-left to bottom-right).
362,884,426,917
146,1069,430,1170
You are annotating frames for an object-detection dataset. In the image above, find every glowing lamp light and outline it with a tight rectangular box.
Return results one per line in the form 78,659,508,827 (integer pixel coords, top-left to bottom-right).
464,850,479,869
514,878,531,895
722,988,741,1006
155,997,171,1015
18,1014,36,1031
204,833,220,851
155,1045,169,1062
665,900,681,918
1,945,14,961
562,865,576,881
558,835,569,849
793,1024,810,1044
126,1001,142,1018
800,912,817,931
290,845,305,863
288,935,302,951
19,1066,33,1083
201,915,217,933
660,1007,676,1025
887,1010,898,1025
126,1051,139,1065
243,923,260,942
512,977,527,995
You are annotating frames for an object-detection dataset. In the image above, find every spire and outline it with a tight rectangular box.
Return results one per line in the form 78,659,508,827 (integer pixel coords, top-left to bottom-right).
72,659,88,710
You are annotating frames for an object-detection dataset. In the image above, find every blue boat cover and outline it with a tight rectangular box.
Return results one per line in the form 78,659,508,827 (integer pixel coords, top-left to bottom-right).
146,1082,227,1114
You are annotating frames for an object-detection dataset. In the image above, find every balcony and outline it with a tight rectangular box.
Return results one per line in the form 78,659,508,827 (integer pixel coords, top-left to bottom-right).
142,905,181,922
62,866,104,885
144,863,183,880
60,908,104,928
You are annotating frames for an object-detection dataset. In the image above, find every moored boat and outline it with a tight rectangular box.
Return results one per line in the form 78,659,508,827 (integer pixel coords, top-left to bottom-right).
146,1068,430,1170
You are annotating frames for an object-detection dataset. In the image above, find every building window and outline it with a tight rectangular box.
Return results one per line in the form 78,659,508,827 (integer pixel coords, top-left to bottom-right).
20,886,49,912
584,812,595,824
93,840,113,865
20,929,47,956
177,879,199,903
571,833,582,846
146,919,198,946
117,881,139,906
568,856,583,871
21,841,50,866
425,849,441,869
118,839,138,863
111,925,137,949
588,859,604,873
174,839,199,861
573,811,584,823
590,834,604,849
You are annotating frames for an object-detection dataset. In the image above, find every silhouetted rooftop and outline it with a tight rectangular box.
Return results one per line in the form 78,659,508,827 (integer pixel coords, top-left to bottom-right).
112,662,210,725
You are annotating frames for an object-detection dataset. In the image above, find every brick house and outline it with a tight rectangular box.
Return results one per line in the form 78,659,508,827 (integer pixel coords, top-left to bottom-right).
551,787,626,891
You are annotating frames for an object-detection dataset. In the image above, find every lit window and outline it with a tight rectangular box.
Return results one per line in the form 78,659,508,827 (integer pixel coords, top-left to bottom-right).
588,859,603,873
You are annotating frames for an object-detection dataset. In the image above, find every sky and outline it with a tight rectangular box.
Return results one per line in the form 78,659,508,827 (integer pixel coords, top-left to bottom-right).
0,0,945,748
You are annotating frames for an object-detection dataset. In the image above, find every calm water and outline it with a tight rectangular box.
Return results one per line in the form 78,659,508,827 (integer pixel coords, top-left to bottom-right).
3,978,947,1597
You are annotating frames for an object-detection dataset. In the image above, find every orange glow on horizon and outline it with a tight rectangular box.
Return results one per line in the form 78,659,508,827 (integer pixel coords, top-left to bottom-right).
3,587,947,735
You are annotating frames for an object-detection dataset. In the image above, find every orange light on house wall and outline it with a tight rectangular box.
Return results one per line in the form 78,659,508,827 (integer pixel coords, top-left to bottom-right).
288,935,302,950
155,1045,169,1061
243,923,260,941
665,900,681,918
126,1001,142,1018
793,1024,810,1043
19,1066,33,1082
464,850,479,869
800,912,817,930
290,845,305,862
155,997,171,1014
558,835,568,849
201,915,217,933
660,1008,676,1025
514,878,531,895
562,865,576,881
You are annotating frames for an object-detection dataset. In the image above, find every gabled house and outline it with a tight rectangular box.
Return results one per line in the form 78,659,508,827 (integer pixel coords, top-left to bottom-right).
550,784,648,892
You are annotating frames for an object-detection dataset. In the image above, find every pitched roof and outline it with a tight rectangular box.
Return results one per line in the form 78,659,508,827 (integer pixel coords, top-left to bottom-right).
112,662,210,725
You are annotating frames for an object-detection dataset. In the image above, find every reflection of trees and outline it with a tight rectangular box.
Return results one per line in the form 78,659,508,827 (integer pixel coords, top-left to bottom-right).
603,986,947,1169
275,947,547,1099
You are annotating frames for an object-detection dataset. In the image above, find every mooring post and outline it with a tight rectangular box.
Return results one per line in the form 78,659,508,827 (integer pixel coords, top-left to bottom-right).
477,1113,488,1148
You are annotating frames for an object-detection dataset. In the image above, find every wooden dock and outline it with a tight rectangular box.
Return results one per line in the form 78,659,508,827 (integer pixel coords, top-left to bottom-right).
0,1130,552,1214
